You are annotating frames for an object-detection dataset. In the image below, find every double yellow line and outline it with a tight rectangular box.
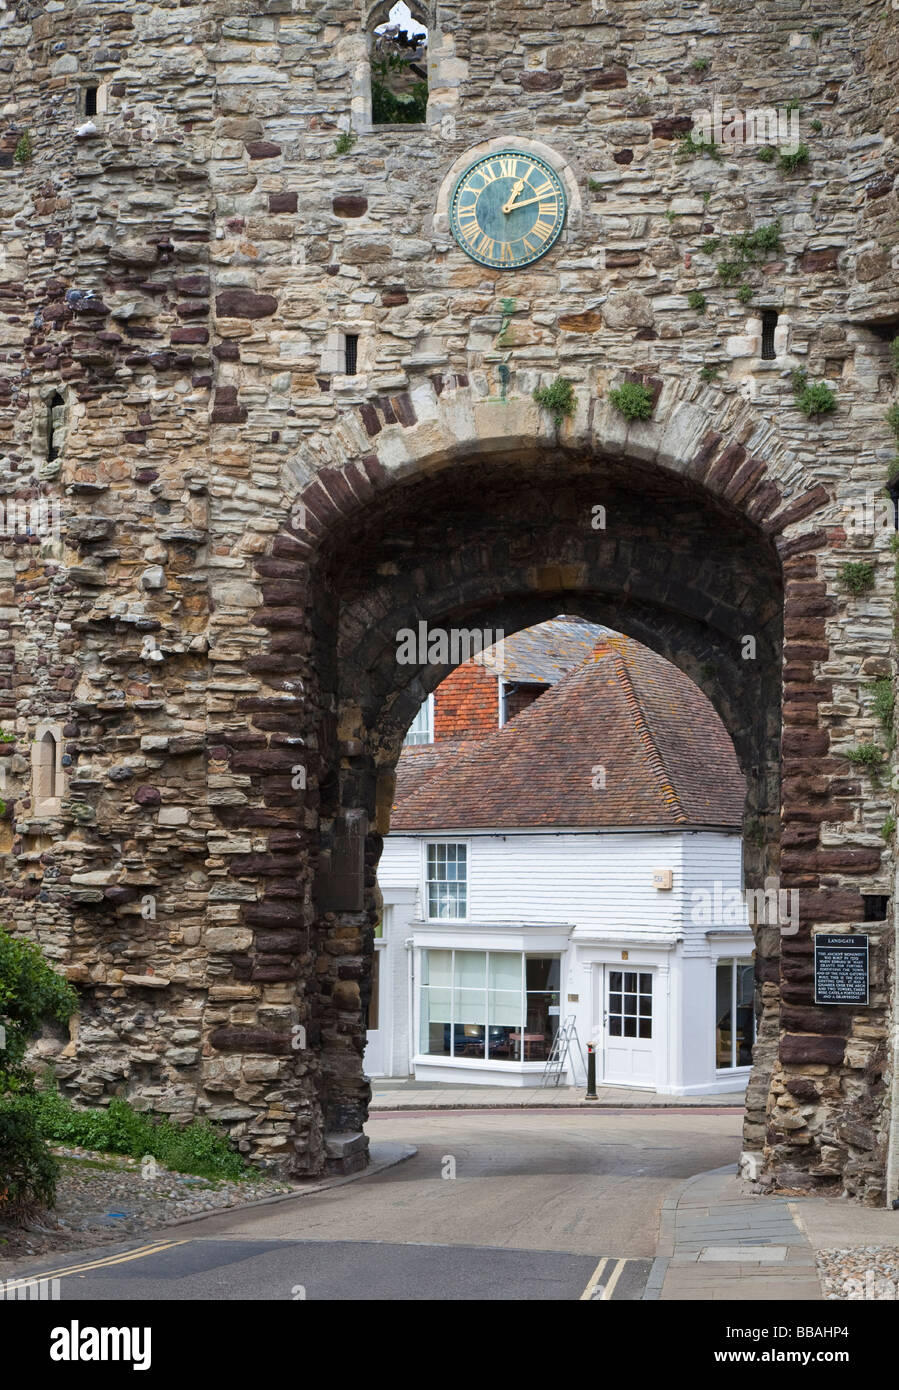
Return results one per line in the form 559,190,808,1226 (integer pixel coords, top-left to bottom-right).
3,1238,189,1293
579,1255,628,1301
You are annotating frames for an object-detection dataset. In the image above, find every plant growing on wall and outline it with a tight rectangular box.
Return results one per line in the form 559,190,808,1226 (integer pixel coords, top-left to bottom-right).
13,131,32,165
533,377,575,429
675,132,721,161
845,742,885,781
868,676,896,751
609,381,654,421
840,561,875,595
792,369,836,417
687,290,707,314
778,143,809,173
334,131,356,155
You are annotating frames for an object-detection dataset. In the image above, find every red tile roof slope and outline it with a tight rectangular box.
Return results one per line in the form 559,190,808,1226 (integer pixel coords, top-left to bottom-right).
391,633,745,830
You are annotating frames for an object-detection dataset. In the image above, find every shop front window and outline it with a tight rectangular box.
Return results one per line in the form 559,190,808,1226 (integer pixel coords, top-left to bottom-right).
716,958,756,1068
420,949,561,1063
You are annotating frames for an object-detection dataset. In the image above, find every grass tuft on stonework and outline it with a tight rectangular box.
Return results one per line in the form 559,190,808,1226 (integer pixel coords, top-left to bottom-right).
608,381,655,421
5,1086,253,1182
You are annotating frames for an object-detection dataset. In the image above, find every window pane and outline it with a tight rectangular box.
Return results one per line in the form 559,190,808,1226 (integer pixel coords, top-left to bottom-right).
624,972,637,992
609,993,622,1013
638,1018,651,1039
735,962,755,1065
624,994,637,1015
455,951,486,988
424,949,452,987
609,1016,622,1037
623,1017,637,1037
489,954,522,991
716,961,733,1068
609,971,622,991
526,957,560,991
639,973,652,993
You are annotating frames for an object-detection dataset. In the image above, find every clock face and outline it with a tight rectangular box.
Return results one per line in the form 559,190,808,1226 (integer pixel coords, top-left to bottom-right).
449,150,567,270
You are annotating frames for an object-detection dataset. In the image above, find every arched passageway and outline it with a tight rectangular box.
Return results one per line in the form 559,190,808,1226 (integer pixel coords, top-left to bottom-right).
304,445,784,1169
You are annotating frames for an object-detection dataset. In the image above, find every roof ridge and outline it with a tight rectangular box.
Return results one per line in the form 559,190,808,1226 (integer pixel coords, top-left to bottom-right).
609,646,688,824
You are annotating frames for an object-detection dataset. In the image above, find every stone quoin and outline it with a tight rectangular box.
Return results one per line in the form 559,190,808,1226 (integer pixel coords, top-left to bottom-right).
0,0,897,1203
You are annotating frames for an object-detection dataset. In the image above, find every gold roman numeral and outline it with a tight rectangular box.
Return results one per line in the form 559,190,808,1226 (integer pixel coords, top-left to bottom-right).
499,242,513,262
476,233,495,258
538,201,558,219
479,162,499,185
531,218,555,243
498,157,518,178
520,235,536,254
530,179,553,197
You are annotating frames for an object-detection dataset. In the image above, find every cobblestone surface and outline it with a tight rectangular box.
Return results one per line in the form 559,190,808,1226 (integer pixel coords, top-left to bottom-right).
817,1247,899,1300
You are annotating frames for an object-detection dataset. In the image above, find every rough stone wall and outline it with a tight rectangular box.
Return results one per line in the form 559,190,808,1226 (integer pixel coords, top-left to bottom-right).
0,0,896,1198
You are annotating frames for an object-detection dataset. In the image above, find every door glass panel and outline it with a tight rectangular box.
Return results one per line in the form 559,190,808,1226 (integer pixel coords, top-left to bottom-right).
716,961,733,1068
607,969,652,1041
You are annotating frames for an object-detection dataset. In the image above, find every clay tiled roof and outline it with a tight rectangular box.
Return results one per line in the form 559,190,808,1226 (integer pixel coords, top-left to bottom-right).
391,633,745,830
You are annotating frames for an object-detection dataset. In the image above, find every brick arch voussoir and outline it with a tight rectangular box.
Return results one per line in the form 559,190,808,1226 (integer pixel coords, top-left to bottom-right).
284,377,832,556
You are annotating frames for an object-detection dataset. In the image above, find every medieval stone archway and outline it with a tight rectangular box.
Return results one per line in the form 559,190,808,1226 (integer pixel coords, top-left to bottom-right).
208,372,894,1202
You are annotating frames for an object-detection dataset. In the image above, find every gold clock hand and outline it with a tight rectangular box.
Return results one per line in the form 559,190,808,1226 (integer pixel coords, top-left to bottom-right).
502,193,548,213
501,178,526,214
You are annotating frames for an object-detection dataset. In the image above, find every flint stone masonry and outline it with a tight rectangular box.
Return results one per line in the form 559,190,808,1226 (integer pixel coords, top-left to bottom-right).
0,0,897,1197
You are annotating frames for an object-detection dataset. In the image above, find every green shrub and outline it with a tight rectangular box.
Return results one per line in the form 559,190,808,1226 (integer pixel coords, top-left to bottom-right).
737,285,753,303
700,365,720,383
687,290,707,313
882,814,896,841
0,929,77,1095
756,145,776,164
533,376,576,428
0,1099,59,1222
840,561,874,595
810,118,823,132
676,132,721,161
779,143,809,173
868,676,895,750
334,131,356,155
700,238,720,255
891,336,899,373
609,381,655,421
796,381,836,417
845,743,884,777
13,131,32,165
887,403,899,440
10,1086,251,1182
0,930,77,1220
691,57,711,72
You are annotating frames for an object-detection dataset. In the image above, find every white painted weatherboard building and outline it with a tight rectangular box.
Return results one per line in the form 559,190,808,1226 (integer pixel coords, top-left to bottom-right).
366,625,755,1094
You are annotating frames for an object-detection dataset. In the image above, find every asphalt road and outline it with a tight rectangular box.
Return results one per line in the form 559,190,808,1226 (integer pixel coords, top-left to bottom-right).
10,1108,742,1301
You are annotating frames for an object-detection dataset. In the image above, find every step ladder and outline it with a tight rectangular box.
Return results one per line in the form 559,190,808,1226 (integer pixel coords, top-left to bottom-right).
542,1013,585,1087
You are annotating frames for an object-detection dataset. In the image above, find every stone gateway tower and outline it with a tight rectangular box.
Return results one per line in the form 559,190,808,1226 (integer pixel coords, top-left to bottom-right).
2,0,898,1202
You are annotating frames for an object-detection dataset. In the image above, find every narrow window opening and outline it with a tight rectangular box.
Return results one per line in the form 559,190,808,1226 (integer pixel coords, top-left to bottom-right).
371,2,429,126
84,86,98,117
760,310,778,361
344,333,359,376
43,732,57,799
863,894,889,922
47,391,64,462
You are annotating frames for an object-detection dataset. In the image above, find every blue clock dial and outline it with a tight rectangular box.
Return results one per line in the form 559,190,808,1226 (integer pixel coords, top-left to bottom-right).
449,150,567,270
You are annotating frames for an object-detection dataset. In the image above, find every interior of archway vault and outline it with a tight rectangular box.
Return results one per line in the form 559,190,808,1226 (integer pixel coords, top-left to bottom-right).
305,446,784,1165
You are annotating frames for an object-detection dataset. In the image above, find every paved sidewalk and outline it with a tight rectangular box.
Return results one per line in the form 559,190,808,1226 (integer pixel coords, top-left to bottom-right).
650,1166,823,1301
369,1078,745,1110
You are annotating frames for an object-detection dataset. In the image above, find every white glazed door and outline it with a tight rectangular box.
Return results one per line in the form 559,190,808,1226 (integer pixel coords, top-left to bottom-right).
365,944,386,1077
602,967,655,1087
